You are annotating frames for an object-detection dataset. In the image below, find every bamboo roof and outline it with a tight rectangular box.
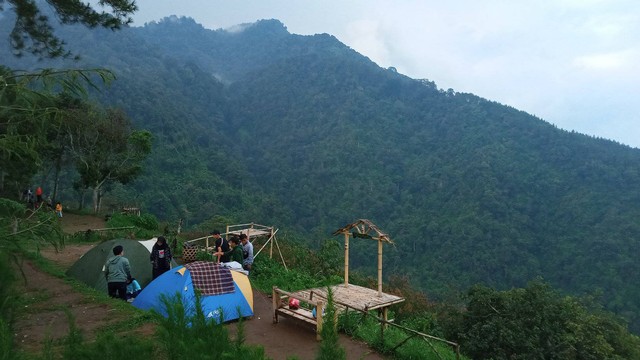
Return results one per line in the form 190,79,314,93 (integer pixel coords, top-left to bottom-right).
332,219,393,244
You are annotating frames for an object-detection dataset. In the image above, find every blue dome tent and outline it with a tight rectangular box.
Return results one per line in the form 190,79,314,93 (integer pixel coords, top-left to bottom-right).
132,261,253,323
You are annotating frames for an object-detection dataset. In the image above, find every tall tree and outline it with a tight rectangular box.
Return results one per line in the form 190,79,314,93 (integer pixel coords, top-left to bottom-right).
0,67,114,197
71,107,151,212
1,0,137,58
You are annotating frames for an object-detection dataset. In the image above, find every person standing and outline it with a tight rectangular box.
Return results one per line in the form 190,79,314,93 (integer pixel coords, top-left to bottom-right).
35,186,43,204
210,230,230,263
240,233,253,271
150,236,172,279
104,245,131,300
55,202,63,218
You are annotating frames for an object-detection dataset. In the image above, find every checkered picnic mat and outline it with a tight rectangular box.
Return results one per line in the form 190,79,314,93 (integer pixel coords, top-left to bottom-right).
185,261,235,296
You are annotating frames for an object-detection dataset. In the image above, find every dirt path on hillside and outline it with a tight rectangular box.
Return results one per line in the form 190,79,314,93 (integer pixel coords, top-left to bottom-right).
15,215,385,359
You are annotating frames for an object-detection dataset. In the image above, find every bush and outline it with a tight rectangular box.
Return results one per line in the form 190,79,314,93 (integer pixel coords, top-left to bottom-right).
106,213,159,238
155,292,268,360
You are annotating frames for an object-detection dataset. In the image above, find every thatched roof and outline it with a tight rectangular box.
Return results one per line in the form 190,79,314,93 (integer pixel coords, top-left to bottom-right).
332,219,393,244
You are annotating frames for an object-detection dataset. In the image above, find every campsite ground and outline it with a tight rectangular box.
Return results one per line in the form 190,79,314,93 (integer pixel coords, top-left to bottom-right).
13,213,385,360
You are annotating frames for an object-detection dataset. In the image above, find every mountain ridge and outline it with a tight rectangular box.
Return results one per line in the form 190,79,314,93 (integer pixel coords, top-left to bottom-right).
2,16,639,331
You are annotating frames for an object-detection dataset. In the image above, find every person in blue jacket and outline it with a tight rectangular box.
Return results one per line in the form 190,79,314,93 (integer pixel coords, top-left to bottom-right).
126,278,142,301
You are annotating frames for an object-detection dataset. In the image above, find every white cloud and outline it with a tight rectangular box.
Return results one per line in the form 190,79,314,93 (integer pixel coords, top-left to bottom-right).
573,51,632,70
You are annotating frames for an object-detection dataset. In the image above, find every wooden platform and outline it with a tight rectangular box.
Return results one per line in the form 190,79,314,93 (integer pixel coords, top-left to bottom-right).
273,284,405,340
289,283,405,312
225,228,272,238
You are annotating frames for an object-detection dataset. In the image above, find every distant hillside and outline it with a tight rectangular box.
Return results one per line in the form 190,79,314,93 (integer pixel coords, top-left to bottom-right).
2,16,640,332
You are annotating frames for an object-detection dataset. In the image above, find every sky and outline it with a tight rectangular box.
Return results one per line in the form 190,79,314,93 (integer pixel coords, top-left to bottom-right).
132,0,640,148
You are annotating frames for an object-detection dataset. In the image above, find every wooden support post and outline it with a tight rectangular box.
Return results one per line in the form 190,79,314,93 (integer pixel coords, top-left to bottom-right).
316,300,324,341
344,232,350,286
272,286,280,324
377,238,383,297
382,308,388,330
269,228,274,259
206,236,210,253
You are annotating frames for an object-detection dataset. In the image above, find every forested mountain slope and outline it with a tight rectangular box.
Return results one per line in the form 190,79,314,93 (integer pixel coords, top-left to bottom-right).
2,17,640,332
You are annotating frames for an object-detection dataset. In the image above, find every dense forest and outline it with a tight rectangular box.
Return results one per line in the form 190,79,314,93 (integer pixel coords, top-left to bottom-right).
2,16,640,333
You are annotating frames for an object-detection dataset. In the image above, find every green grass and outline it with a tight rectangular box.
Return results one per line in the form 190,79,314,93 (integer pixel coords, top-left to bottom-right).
251,254,464,360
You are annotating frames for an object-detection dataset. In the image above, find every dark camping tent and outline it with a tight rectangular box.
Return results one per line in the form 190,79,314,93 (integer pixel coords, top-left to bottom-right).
66,238,178,293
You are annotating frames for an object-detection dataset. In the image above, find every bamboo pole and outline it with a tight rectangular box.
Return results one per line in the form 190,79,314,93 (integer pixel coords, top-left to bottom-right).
344,232,350,286
316,300,324,341
377,238,383,297
272,286,280,323
269,227,274,259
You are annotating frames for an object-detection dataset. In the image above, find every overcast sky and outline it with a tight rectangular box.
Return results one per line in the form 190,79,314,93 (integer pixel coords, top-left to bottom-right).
132,0,640,148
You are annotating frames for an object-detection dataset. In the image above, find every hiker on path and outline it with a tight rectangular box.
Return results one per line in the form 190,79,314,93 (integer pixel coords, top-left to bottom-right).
240,233,253,271
55,202,63,218
104,245,131,300
150,236,172,279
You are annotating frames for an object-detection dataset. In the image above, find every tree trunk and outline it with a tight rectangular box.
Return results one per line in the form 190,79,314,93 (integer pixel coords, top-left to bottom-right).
78,189,85,210
92,186,100,214
52,154,62,203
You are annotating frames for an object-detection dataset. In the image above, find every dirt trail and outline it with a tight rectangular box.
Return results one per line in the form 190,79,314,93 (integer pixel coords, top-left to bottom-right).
14,214,385,359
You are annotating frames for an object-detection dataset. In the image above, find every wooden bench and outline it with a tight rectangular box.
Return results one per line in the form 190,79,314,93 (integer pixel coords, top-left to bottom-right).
272,287,325,340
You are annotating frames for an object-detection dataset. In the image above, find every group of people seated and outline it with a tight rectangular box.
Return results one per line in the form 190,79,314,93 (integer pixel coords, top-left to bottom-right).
210,230,254,271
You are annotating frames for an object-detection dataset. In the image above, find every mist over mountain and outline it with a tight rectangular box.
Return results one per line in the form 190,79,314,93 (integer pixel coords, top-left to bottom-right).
3,16,640,332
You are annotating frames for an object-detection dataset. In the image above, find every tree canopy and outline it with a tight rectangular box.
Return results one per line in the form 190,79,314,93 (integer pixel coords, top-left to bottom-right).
1,0,137,58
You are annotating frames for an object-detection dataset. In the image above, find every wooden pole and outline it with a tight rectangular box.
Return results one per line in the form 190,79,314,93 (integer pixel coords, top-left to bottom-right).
344,232,350,286
316,300,324,341
269,227,274,259
272,286,280,324
377,238,383,297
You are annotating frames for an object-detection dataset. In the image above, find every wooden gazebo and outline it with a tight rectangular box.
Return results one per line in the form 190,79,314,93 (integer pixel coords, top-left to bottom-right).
272,219,404,338
332,218,393,297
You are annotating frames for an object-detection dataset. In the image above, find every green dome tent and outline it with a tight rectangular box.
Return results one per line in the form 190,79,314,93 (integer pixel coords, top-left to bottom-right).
66,238,178,293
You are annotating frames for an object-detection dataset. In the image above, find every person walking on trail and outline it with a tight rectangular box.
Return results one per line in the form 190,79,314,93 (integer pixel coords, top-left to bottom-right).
150,236,172,279
240,233,253,272
104,245,131,300
55,202,63,218
210,230,230,263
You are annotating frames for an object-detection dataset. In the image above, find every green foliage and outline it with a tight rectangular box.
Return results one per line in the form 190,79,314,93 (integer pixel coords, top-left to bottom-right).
107,213,158,231
195,250,215,262
457,280,640,360
316,287,345,360
0,251,16,360
155,292,268,360
3,0,137,58
338,312,463,360
2,14,640,334
250,256,334,294
106,212,159,238
0,198,64,255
